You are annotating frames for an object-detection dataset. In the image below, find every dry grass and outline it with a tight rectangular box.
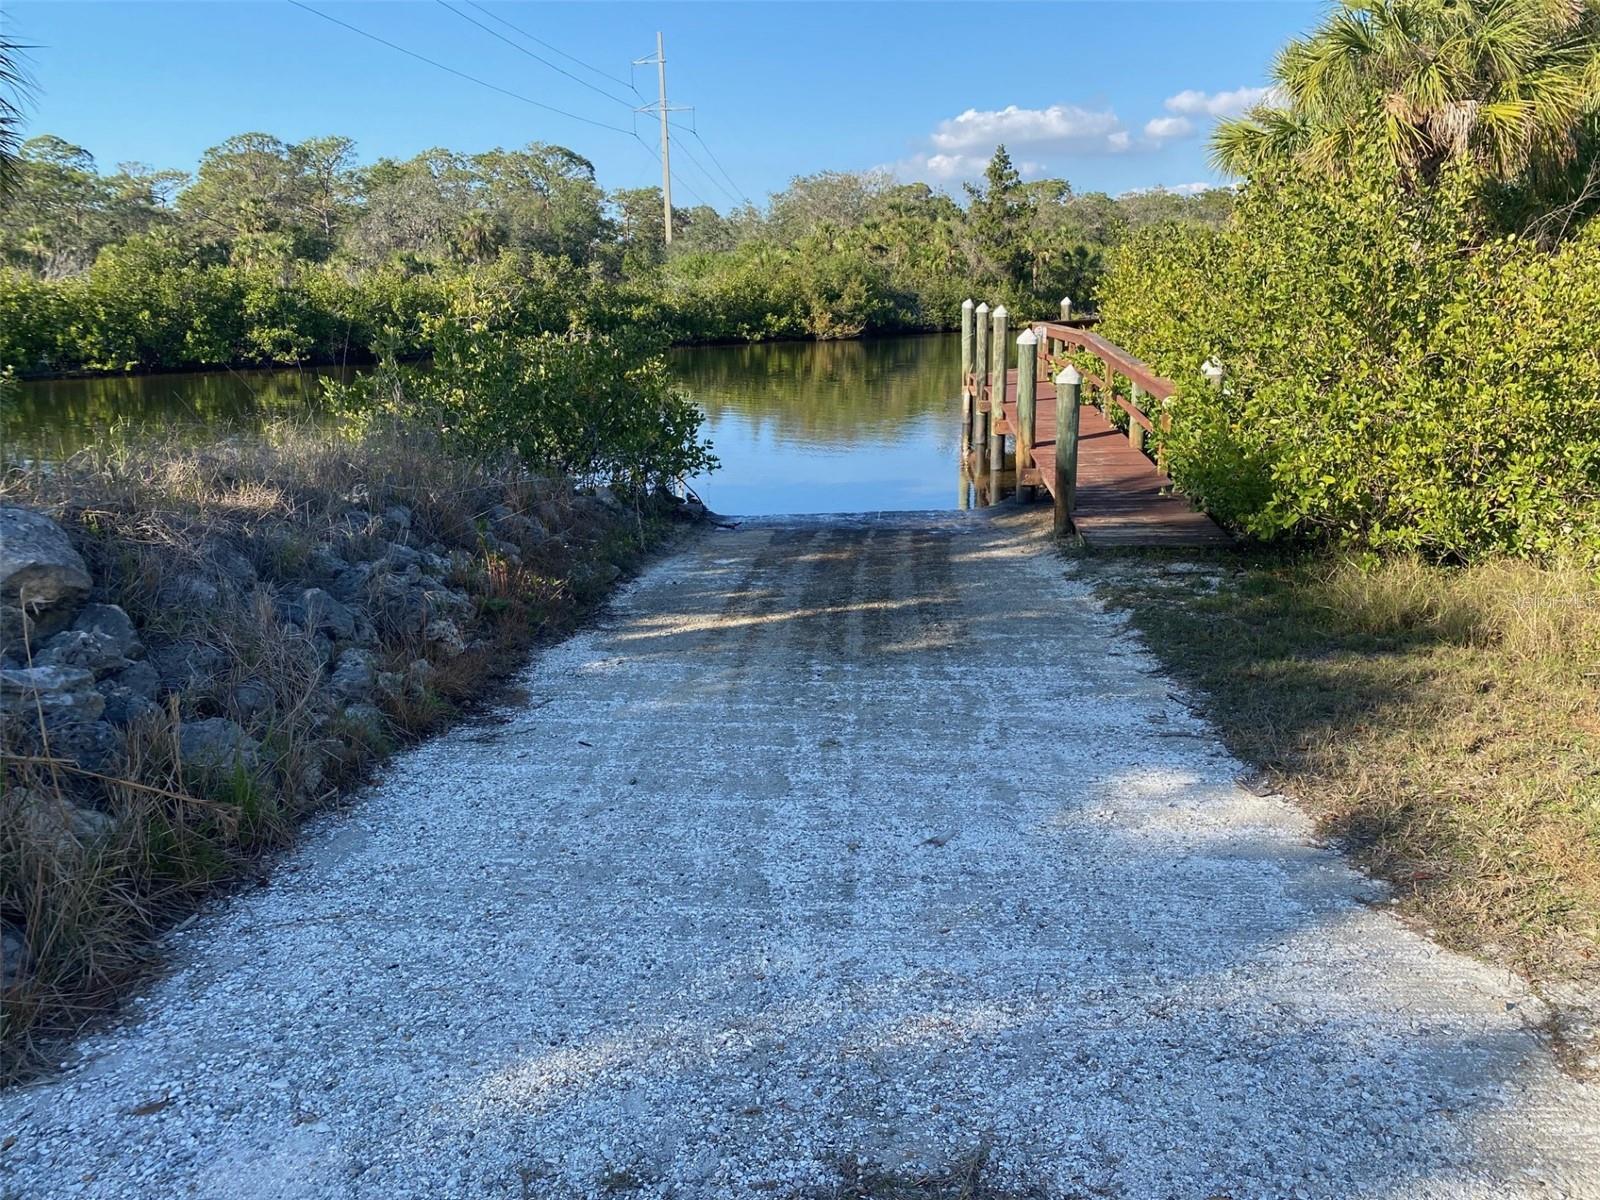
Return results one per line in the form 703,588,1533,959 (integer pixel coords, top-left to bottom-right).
0,422,679,1079
1084,551,1600,985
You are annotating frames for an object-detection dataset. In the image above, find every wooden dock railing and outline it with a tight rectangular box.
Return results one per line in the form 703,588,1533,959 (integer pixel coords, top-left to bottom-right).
958,298,1229,547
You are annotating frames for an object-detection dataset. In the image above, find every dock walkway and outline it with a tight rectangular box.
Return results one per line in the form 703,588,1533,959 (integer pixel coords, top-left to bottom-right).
960,309,1230,547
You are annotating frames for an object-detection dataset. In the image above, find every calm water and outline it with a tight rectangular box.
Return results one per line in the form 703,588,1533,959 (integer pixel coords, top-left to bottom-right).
5,335,966,515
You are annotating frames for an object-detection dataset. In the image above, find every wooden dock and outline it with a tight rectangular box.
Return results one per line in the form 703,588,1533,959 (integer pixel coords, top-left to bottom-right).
959,306,1229,547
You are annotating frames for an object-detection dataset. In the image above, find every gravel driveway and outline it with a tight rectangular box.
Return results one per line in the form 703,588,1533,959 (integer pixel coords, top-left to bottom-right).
3,511,1597,1199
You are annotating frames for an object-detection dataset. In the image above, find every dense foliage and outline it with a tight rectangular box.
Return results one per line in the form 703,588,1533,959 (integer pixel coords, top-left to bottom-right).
327,320,716,493
1214,0,1600,235
0,133,1232,375
1100,144,1600,562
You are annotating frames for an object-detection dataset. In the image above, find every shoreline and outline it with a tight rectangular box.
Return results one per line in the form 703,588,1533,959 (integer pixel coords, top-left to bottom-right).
6,326,963,384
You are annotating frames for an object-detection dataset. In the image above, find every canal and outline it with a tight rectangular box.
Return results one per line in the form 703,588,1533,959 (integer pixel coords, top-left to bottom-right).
6,334,965,516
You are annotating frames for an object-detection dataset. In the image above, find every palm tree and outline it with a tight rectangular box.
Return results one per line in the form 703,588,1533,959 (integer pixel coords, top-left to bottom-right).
451,210,505,264
1,35,31,199
1214,0,1600,190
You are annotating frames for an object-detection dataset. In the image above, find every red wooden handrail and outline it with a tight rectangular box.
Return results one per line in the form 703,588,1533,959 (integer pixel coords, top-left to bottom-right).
1032,320,1173,464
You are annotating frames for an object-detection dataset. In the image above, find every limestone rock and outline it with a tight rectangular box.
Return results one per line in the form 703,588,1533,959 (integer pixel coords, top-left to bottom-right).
330,648,376,701
179,717,259,774
0,505,91,614
0,665,104,723
300,588,358,642
71,604,142,659
1,924,31,989
34,629,132,679
423,618,467,656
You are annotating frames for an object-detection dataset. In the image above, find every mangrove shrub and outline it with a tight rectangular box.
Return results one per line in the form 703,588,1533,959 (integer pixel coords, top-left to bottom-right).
1098,150,1600,561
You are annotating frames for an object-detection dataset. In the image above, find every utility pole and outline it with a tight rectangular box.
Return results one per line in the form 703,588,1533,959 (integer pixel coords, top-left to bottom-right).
634,32,689,246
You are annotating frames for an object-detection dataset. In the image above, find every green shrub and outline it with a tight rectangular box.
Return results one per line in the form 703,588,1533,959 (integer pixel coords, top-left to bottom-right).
1097,150,1600,562
327,320,715,491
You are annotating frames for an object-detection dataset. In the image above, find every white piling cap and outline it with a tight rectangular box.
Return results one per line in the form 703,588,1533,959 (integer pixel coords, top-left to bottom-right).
1017,329,1037,345
1056,365,1083,386
962,298,974,308
1060,296,1073,306
976,301,990,313
992,304,1007,318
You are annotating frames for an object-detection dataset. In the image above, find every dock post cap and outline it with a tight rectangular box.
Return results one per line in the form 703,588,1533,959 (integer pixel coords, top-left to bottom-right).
1016,329,1038,345
1056,365,1083,386
975,301,991,313
961,298,974,309
992,304,1008,317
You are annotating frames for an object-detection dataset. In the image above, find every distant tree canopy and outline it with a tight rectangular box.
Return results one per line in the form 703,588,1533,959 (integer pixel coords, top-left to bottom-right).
0,127,1237,373
0,128,1233,296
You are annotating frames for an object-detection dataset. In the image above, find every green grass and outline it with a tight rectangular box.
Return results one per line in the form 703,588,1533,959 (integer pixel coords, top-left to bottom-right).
1078,548,1600,985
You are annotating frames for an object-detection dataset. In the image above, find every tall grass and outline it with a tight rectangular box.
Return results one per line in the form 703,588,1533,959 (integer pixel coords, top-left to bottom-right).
1091,552,1600,985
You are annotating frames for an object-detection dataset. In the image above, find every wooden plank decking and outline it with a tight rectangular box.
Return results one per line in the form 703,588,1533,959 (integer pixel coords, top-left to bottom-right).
973,368,1230,547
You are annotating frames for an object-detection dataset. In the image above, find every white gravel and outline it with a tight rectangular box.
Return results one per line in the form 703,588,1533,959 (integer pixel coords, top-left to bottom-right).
2,510,1597,1199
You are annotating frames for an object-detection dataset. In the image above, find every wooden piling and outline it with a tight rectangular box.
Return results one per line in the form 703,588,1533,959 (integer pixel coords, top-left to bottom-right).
988,305,1008,494
959,299,975,455
972,302,990,466
1054,366,1082,537
1016,329,1037,502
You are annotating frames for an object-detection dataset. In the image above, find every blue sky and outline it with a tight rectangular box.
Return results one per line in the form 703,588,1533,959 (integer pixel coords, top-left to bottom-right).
4,1,1320,205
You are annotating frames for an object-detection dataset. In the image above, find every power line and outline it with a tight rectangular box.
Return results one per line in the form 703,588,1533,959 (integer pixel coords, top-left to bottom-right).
627,128,709,211
286,0,634,136
437,0,637,110
668,134,739,208
289,0,722,214
462,0,641,97
680,123,754,209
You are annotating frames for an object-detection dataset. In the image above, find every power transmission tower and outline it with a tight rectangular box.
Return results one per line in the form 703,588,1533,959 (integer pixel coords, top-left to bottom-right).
633,32,690,244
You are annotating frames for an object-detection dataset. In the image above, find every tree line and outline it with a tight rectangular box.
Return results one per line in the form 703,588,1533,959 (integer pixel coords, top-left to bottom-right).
0,132,1231,374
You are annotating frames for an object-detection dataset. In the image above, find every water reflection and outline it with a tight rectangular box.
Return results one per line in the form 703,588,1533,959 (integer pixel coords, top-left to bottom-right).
3,366,354,461
10,336,972,516
674,334,964,515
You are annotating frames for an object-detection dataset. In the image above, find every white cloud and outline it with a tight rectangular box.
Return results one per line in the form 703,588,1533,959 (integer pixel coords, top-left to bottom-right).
893,96,1212,186
1120,181,1232,198
891,151,1051,183
1163,86,1279,118
912,152,991,181
1142,115,1195,143
931,104,1128,155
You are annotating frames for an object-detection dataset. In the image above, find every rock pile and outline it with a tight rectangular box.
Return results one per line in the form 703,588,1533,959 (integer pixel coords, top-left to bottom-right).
0,500,510,785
